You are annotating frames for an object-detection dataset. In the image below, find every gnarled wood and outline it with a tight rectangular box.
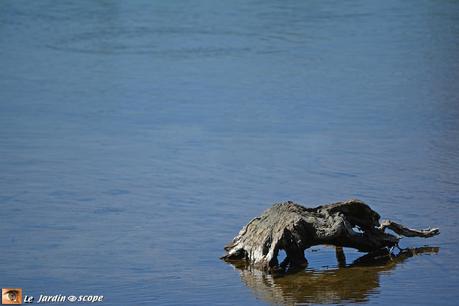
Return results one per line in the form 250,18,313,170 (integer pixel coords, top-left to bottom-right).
222,199,439,271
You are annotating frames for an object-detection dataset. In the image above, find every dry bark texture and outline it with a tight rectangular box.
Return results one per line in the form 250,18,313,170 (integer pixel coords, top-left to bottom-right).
222,199,439,271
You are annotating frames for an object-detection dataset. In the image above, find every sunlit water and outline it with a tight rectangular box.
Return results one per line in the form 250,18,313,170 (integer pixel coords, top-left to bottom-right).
1,0,458,305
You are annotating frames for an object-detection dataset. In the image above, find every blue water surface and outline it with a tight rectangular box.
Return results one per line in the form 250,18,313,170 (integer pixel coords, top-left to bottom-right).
1,0,458,305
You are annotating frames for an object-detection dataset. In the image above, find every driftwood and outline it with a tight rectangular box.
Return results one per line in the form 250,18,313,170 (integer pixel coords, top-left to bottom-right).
222,199,439,271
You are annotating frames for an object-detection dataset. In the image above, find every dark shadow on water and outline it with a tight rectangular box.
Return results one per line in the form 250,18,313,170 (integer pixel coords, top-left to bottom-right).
227,247,439,305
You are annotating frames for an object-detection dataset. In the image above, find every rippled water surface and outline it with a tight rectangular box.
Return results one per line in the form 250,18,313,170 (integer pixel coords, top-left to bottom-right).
1,0,459,305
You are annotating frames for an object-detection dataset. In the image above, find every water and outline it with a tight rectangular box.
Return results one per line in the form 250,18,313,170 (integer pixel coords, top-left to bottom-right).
1,0,458,305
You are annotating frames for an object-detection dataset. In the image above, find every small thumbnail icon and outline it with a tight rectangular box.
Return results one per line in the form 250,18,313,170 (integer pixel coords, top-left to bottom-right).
2,288,22,304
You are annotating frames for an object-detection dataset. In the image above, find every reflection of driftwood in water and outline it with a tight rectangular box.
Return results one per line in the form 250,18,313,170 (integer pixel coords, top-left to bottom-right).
233,247,439,305
222,199,439,271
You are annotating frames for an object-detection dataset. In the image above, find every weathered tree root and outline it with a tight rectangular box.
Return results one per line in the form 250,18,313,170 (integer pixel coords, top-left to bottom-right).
222,199,439,271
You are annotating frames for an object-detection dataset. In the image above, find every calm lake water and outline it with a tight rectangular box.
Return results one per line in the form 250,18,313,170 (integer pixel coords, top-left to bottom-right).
1,0,459,305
